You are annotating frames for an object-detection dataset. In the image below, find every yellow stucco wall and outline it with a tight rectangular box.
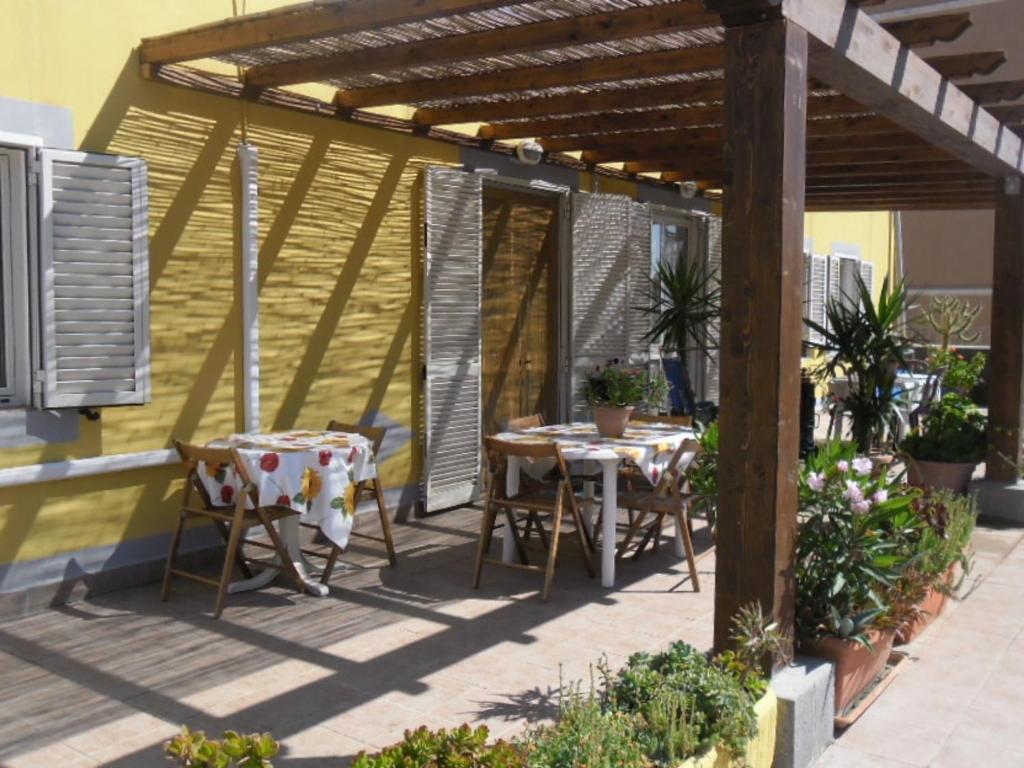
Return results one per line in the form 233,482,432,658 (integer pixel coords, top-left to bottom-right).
805,211,898,300
0,1,459,566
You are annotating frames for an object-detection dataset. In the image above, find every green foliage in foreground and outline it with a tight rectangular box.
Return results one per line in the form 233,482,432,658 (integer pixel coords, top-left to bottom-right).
165,728,279,767
351,725,521,768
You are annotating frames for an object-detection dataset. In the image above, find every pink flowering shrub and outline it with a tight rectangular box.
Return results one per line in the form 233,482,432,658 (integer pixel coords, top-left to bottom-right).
796,442,923,646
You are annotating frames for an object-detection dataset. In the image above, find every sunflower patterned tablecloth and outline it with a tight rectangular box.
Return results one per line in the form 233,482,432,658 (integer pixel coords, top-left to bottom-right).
494,421,696,485
199,430,378,549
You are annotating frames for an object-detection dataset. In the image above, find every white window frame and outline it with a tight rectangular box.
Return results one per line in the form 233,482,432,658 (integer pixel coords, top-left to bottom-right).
0,145,31,407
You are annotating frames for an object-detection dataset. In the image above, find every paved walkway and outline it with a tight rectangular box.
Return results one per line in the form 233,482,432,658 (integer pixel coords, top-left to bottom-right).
0,508,715,767
818,521,1024,767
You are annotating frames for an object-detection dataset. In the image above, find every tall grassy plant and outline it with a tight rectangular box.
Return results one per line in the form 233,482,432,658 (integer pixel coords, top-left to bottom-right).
638,258,721,412
806,274,914,452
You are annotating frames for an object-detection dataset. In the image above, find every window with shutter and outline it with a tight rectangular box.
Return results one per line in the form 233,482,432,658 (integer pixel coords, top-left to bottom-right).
859,260,875,307
569,192,631,419
37,149,150,408
702,215,722,405
626,200,653,366
808,254,828,345
0,147,30,406
422,166,483,512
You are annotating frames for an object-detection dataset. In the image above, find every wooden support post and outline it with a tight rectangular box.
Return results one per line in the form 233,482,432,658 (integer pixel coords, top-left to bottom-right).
712,12,806,654
987,177,1024,481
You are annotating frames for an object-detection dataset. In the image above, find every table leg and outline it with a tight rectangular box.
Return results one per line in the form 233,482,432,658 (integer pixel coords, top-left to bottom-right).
582,460,596,540
501,456,521,563
228,516,329,597
601,460,618,588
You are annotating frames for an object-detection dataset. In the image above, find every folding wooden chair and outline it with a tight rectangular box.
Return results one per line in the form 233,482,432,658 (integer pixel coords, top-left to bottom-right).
164,441,306,618
614,438,702,591
474,437,595,601
301,421,397,583
504,414,549,543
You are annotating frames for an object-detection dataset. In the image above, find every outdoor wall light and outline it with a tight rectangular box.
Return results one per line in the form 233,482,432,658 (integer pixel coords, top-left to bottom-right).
515,140,544,165
679,180,700,199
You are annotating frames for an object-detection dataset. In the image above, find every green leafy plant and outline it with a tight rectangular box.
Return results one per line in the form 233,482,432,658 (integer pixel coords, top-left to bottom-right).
797,442,923,647
584,361,669,410
806,274,914,452
519,676,647,768
165,728,279,768
714,602,792,697
900,393,987,464
688,421,719,532
606,642,758,765
638,257,721,411
351,725,522,768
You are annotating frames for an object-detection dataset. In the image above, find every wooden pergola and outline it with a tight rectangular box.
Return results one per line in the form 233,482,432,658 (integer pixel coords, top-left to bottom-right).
140,0,1024,652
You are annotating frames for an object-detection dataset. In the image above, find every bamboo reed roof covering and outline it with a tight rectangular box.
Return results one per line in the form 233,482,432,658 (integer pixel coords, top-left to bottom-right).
140,0,1024,211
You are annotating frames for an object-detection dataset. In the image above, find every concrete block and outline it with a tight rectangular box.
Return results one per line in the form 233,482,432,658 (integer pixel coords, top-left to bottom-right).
970,479,1024,525
772,655,835,768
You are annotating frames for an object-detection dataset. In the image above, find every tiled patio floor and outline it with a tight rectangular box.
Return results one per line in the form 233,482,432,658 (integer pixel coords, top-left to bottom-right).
818,520,1024,768
2,507,1021,768
0,508,716,767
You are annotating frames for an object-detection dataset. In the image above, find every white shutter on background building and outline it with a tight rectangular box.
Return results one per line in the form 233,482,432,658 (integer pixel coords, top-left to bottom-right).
807,254,828,345
37,149,150,408
569,192,631,419
702,214,722,405
859,259,875,306
422,166,483,512
827,254,842,320
626,200,653,366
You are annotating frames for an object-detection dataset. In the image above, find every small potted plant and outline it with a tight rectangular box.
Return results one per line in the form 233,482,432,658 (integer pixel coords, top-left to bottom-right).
900,350,987,493
890,490,976,644
585,362,668,438
796,442,922,714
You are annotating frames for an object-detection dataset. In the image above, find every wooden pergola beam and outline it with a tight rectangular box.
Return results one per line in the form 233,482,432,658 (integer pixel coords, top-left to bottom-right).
592,140,948,166
924,51,1006,80
959,80,1024,105
337,45,725,108
244,1,718,89
138,0,536,65
882,12,972,48
432,79,726,126
785,0,1023,177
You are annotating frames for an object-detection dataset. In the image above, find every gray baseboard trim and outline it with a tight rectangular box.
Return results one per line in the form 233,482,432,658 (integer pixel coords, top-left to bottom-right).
970,478,1024,525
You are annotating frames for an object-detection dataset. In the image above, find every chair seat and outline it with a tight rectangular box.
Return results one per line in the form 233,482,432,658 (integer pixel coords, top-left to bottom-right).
491,489,564,512
184,504,299,525
616,490,701,516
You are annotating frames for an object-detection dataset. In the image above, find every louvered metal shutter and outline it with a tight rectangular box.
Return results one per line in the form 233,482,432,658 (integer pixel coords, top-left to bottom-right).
569,193,631,419
859,260,875,307
808,254,828,345
827,254,842,320
626,200,653,365
422,166,483,512
702,214,722,405
37,149,150,408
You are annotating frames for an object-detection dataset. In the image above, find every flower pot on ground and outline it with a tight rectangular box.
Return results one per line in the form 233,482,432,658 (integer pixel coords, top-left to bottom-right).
895,566,955,645
584,362,668,438
799,628,897,714
905,457,976,494
900,350,987,493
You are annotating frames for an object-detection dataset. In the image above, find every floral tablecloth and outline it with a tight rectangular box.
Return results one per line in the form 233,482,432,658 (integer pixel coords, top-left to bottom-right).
494,421,696,485
199,430,378,549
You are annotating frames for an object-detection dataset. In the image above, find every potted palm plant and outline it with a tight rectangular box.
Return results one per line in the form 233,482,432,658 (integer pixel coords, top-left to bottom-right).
805,275,913,453
638,258,720,416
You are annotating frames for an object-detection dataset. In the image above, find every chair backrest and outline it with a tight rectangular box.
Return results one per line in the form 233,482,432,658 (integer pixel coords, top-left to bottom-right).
651,438,703,497
631,412,694,428
506,413,546,431
325,420,387,454
483,435,571,493
174,440,256,509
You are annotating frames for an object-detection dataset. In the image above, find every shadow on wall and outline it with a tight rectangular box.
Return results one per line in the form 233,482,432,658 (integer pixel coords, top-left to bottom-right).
0,52,446,597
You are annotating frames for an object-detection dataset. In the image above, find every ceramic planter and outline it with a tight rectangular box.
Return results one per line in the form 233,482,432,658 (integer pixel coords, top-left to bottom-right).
678,690,777,768
905,457,977,494
800,628,897,714
594,405,633,439
895,566,956,645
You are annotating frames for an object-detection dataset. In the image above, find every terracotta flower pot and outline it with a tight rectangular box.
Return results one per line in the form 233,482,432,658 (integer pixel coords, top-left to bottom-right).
905,457,977,494
594,405,633,439
800,628,896,714
895,566,956,645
